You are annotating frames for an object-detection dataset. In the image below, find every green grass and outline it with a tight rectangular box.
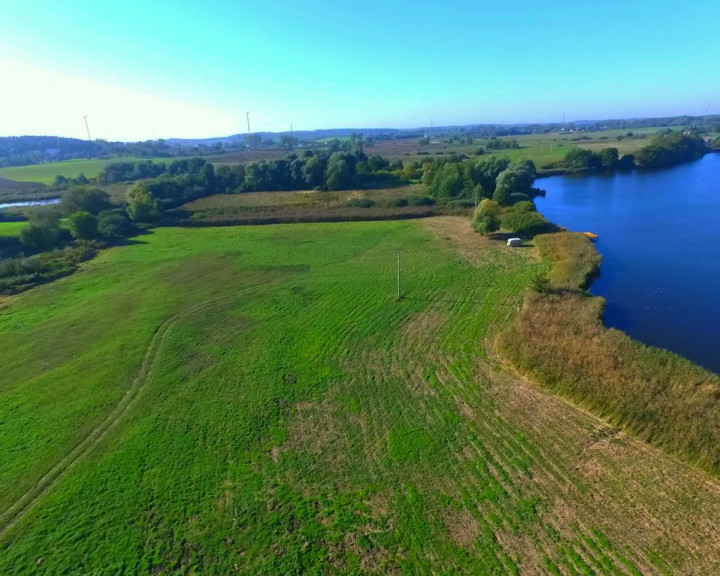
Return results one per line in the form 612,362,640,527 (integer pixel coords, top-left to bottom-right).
358,129,665,171
0,157,176,185
1,220,719,573
0,221,26,237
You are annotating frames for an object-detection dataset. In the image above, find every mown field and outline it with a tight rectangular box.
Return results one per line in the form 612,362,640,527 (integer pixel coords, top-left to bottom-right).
1,219,720,574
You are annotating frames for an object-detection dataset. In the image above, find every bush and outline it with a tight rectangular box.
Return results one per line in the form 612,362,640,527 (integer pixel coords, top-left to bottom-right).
346,197,375,208
530,272,551,293
97,210,133,239
500,211,557,237
68,211,99,240
62,186,110,215
407,195,435,206
509,201,536,213
445,199,475,209
508,192,531,205
19,211,65,253
472,216,499,235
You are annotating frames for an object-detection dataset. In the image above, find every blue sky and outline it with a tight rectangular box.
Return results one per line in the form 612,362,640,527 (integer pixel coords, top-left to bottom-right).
1,0,718,140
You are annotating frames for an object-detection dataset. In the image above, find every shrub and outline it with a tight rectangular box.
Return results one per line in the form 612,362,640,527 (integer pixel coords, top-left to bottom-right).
407,195,435,206
530,272,551,293
500,211,557,237
97,210,133,240
346,197,375,208
68,211,99,240
62,186,110,215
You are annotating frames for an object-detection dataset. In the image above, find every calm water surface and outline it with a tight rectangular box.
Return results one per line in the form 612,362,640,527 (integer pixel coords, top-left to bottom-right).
0,198,60,209
535,153,720,374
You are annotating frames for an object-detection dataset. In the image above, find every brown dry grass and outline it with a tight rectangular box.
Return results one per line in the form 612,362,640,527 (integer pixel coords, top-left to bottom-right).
498,230,720,477
426,217,720,574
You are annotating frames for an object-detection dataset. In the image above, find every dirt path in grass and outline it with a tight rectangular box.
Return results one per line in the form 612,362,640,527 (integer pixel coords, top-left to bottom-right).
0,281,274,541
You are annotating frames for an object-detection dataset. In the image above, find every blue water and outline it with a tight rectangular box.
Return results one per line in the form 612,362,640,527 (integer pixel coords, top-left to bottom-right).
0,198,60,210
534,153,720,374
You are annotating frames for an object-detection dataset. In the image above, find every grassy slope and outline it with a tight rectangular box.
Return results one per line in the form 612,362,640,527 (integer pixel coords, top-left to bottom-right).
0,157,175,185
1,221,720,573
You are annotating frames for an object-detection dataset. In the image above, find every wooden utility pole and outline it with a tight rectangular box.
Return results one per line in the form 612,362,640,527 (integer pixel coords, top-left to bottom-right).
397,252,401,300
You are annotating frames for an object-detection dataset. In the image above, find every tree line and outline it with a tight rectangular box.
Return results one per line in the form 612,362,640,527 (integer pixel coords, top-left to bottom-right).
559,130,709,172
0,136,177,168
421,155,541,205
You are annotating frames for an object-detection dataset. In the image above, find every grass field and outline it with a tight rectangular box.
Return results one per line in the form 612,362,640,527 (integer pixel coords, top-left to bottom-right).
0,221,26,237
0,157,177,186
363,130,659,170
2,219,720,574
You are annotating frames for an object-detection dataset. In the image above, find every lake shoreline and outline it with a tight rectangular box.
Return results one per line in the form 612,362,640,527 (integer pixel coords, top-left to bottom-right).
533,153,720,374
497,230,720,479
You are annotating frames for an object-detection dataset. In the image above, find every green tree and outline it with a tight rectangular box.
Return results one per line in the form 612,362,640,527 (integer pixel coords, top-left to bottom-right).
470,156,511,197
302,155,327,188
493,160,537,206
500,211,557,237
19,211,62,252
426,162,465,197
597,147,619,170
97,210,133,239
62,186,110,215
68,211,98,240
563,148,601,171
126,184,159,222
471,199,501,235
326,152,357,190
401,161,422,180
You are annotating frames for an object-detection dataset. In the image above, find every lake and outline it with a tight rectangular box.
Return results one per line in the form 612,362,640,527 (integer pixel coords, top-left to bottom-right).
535,153,720,374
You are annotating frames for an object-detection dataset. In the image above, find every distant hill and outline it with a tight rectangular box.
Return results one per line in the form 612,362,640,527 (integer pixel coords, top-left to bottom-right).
0,136,175,168
2,114,718,169
165,128,415,146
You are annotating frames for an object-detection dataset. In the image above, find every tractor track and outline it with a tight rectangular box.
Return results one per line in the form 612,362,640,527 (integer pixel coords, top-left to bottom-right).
0,281,274,542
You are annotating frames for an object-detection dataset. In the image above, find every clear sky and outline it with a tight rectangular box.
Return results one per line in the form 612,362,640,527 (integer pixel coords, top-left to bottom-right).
1,0,718,141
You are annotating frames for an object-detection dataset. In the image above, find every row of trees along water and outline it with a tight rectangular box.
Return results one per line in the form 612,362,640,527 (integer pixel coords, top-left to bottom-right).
559,130,711,172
